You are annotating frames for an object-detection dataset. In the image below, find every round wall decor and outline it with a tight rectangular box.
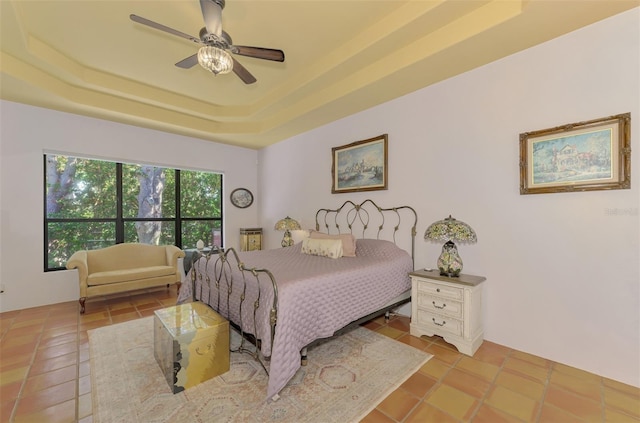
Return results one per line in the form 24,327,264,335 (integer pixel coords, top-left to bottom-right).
230,188,254,208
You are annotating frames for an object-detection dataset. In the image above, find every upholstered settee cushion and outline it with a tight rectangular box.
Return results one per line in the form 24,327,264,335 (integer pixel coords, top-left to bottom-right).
87,243,168,273
87,265,176,286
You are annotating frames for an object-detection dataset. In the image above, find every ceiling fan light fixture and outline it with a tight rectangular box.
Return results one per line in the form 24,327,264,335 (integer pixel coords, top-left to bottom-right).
197,45,233,75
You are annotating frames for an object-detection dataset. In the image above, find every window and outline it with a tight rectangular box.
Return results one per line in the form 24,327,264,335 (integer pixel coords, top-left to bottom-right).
44,154,223,271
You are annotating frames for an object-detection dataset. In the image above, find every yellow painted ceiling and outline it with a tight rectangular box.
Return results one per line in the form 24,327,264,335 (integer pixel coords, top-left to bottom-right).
1,0,638,149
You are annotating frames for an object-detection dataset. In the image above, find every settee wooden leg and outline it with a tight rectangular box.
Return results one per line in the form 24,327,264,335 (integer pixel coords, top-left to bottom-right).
79,297,86,314
176,281,181,293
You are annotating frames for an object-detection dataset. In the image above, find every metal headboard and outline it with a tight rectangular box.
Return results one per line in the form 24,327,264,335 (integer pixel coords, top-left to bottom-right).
315,199,418,267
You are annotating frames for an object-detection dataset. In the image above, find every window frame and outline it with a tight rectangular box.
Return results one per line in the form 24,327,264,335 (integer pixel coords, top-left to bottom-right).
43,155,223,271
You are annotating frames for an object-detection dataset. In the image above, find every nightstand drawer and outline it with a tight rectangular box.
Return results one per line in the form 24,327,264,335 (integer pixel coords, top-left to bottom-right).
416,279,463,301
417,293,463,319
415,309,463,337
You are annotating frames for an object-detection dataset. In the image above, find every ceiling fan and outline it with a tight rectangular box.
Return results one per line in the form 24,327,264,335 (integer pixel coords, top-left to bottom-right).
130,0,285,84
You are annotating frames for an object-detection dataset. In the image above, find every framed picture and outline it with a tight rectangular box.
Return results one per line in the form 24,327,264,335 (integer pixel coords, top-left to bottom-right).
332,134,388,194
520,113,631,195
230,188,254,208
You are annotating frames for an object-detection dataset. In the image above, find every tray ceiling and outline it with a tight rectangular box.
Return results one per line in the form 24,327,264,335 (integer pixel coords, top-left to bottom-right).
1,0,637,149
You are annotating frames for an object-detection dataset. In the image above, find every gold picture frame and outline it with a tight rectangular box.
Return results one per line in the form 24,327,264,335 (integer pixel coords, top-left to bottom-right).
332,134,388,194
520,113,631,195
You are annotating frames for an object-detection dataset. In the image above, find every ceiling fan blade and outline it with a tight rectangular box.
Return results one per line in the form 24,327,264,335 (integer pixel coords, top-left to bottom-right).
232,46,285,62
232,58,257,84
175,54,199,69
130,14,201,44
199,0,223,37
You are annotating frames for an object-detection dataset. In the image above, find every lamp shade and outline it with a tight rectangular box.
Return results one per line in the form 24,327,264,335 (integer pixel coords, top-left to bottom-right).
274,216,301,232
424,215,477,277
424,215,477,244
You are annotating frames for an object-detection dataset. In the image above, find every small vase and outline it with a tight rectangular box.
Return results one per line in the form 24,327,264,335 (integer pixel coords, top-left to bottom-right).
437,241,463,277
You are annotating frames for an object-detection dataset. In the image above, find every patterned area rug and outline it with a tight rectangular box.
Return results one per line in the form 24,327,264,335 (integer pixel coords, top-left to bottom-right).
89,316,432,423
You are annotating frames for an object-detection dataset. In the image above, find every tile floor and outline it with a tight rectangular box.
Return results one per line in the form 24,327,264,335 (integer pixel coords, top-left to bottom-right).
1,286,639,423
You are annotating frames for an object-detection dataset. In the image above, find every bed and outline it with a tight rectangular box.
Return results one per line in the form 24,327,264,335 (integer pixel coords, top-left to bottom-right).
177,199,417,401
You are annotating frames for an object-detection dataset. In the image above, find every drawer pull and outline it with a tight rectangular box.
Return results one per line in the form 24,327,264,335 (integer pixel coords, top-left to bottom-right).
432,318,446,327
432,301,446,309
436,288,441,292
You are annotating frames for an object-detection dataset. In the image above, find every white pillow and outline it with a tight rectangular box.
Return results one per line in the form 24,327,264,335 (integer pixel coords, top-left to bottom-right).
301,238,343,259
308,231,356,257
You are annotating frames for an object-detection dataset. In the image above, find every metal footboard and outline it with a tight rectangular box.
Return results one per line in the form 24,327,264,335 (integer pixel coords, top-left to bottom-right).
189,247,278,374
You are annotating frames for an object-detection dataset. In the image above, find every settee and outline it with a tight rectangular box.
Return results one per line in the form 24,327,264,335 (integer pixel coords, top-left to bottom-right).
66,243,185,313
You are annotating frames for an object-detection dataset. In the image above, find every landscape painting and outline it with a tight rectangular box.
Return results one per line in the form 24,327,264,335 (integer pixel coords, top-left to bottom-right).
332,134,388,194
520,113,631,194
532,130,612,184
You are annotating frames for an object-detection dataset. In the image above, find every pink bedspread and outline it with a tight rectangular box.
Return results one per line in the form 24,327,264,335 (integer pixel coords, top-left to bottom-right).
177,238,413,400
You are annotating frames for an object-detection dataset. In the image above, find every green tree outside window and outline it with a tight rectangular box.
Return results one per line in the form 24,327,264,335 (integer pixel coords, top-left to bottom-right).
44,154,223,270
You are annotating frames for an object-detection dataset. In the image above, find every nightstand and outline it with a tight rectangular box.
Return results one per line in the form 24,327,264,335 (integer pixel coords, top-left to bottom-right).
240,228,262,251
410,269,486,356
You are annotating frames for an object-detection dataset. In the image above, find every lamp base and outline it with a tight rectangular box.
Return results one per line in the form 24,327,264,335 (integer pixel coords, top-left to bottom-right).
437,241,463,277
281,229,293,248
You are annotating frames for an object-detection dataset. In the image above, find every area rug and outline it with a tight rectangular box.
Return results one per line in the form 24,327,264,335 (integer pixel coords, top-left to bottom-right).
88,317,432,423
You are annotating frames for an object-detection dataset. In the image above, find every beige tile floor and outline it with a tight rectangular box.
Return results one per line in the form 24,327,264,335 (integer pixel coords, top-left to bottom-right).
1,286,638,423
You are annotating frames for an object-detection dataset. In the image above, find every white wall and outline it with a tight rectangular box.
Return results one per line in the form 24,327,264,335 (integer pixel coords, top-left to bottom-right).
0,102,259,312
258,9,640,387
